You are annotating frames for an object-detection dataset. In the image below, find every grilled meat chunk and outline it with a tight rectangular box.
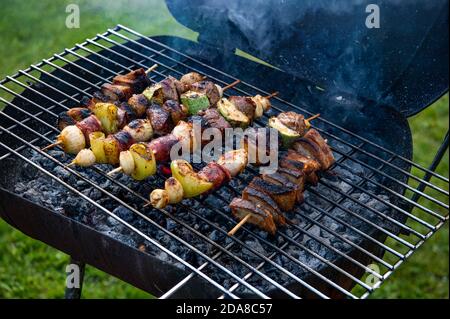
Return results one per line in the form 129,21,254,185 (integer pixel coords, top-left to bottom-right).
162,99,188,125
249,177,297,211
147,134,180,162
277,112,307,136
127,94,149,117
242,186,286,226
281,150,321,185
198,162,231,190
262,173,303,203
159,77,180,103
277,167,306,191
229,198,277,235
117,102,138,128
180,72,204,88
57,107,92,130
101,83,133,101
190,80,221,105
199,108,232,134
228,96,256,119
75,115,102,144
146,104,173,136
293,129,335,170
112,68,150,93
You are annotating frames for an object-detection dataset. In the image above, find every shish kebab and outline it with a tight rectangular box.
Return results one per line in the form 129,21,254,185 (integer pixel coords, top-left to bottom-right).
148,111,332,236
43,66,233,154
77,91,275,181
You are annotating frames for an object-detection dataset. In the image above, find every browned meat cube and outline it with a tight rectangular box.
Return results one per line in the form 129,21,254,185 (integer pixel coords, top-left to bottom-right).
262,173,303,203
146,104,173,136
249,177,297,212
228,96,256,119
242,187,286,226
277,111,307,136
101,83,133,101
229,198,277,235
190,81,221,105
112,68,150,93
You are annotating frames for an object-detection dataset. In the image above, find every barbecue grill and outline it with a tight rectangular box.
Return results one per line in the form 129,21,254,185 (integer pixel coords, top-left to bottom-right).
0,0,448,299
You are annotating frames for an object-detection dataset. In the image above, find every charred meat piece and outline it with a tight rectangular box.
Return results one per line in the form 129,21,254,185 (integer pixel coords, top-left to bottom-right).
282,150,321,185
277,167,306,191
229,198,277,235
277,112,307,136
242,186,286,226
75,115,102,144
228,96,256,119
112,68,150,93
262,173,303,203
196,108,231,144
114,131,136,152
146,104,173,136
299,128,335,170
249,177,297,211
127,94,149,117
117,102,138,128
190,80,221,105
57,108,91,130
162,99,188,125
101,83,133,101
159,77,180,103
284,150,321,175
180,72,204,88
198,162,232,190
147,134,180,162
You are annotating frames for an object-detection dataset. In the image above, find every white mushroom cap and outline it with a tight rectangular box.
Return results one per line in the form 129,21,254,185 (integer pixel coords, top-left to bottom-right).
58,125,86,154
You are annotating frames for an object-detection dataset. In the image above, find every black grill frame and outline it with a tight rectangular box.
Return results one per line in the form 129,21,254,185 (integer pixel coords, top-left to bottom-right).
0,25,448,299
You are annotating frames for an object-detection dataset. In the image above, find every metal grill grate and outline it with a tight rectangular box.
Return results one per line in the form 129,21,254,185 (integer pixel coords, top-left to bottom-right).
0,25,448,299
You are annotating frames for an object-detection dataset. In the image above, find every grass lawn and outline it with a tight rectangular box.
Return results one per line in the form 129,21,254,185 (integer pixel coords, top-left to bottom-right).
0,0,448,298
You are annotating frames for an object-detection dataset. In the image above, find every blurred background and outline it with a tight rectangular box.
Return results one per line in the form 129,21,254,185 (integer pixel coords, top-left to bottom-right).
0,0,447,298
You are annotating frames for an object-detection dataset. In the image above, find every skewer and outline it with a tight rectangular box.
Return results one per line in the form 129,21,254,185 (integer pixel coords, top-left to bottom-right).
145,64,158,74
227,214,251,236
306,113,320,122
107,166,123,176
66,162,76,168
265,91,279,99
222,79,241,91
42,140,62,151
305,113,320,128
143,201,151,208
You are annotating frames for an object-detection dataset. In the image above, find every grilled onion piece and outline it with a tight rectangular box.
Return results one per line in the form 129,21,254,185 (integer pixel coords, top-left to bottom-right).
165,177,184,204
72,149,96,167
57,126,86,154
217,149,248,177
150,189,169,209
119,150,136,175
123,119,153,142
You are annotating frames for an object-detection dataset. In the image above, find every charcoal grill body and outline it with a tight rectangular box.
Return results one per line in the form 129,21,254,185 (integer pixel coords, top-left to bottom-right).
0,0,448,299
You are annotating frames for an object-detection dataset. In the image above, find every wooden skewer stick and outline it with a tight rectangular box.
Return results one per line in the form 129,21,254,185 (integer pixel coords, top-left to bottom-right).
265,91,279,99
42,140,63,151
107,166,123,176
143,201,151,208
222,79,241,91
145,64,158,74
227,213,251,236
306,113,320,122
66,162,76,168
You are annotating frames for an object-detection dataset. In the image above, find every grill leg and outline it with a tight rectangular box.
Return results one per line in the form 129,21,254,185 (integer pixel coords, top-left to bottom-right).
64,258,86,299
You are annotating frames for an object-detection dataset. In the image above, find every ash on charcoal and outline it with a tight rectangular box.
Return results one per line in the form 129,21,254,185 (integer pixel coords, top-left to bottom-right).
8,145,406,297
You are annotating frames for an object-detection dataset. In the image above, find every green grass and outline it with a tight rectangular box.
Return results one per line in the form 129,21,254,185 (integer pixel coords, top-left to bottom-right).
0,0,448,299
